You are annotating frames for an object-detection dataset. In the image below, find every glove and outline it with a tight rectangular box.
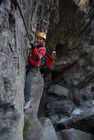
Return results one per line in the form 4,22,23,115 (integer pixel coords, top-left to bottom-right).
30,43,35,49
52,51,56,54
35,55,40,61
52,51,56,58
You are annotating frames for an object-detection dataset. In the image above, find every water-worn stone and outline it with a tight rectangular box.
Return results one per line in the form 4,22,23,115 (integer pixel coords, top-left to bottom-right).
57,111,94,133
47,100,74,116
24,72,44,140
24,73,59,140
61,128,94,140
48,84,69,98
40,117,58,140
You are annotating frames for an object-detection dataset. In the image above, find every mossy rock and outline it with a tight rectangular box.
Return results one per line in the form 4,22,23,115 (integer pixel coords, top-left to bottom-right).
23,116,31,139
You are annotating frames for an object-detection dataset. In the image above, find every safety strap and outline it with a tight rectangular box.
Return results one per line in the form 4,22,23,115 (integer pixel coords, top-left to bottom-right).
11,0,31,43
10,0,52,58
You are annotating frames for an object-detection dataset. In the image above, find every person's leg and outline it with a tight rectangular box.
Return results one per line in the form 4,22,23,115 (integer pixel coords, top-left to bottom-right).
24,70,34,103
24,68,38,109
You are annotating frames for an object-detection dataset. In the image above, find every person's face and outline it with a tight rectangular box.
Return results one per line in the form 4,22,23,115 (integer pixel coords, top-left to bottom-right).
37,36,45,45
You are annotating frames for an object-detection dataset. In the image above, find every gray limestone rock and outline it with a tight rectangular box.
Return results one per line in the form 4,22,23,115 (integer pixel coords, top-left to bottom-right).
40,117,58,140
24,73,58,140
47,100,74,116
0,0,55,140
61,128,94,140
24,72,44,140
48,84,69,98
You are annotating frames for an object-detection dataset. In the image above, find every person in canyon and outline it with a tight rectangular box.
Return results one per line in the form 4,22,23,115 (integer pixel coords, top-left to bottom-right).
24,32,47,110
24,32,56,110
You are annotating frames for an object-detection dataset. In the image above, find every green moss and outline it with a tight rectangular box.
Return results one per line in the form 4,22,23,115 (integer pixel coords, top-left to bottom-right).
23,117,31,140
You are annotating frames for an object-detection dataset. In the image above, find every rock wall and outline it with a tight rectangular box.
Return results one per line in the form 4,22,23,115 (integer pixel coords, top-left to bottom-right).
0,1,24,139
46,0,94,117
40,0,94,139
0,0,55,140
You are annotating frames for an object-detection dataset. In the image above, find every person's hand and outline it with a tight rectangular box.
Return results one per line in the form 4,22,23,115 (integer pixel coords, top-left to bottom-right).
30,43,35,49
52,50,56,55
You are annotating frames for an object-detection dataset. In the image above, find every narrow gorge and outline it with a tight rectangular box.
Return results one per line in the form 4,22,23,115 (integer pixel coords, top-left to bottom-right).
0,0,94,140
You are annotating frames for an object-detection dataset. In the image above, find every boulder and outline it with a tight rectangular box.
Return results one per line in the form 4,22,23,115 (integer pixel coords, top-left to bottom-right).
40,117,58,140
47,100,74,116
48,84,69,98
61,128,94,140
24,72,44,140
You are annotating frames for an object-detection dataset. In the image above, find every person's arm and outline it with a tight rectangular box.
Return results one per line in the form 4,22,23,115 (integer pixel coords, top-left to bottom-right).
30,43,35,49
32,47,46,60
46,51,56,68
27,43,35,60
38,47,46,58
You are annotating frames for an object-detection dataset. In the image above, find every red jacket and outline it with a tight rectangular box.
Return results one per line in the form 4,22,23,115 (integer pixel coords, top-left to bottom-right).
28,45,46,68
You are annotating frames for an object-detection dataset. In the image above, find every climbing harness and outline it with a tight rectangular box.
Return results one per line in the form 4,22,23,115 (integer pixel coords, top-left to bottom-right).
11,0,31,43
